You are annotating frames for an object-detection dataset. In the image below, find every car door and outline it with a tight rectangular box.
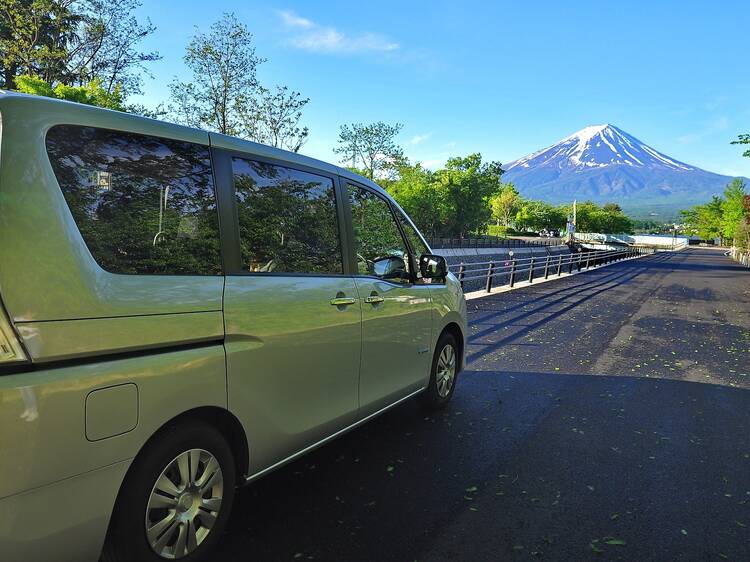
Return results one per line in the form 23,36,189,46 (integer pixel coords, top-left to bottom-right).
344,182,434,417
218,151,362,475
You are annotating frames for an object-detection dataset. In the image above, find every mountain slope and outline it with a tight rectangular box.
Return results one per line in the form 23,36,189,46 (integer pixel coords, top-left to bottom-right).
502,124,739,216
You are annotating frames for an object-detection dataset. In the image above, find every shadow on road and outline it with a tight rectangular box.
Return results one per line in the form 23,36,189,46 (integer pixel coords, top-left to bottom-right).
216,370,750,562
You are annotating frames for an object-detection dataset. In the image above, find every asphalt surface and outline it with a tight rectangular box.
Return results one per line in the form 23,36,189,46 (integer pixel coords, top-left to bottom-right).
215,248,750,562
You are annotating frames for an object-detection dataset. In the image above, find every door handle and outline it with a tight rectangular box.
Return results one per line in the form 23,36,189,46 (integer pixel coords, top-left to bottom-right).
364,295,385,304
330,297,357,306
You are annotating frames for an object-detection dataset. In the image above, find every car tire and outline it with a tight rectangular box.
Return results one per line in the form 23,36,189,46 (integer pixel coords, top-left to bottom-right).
102,420,236,562
420,332,459,410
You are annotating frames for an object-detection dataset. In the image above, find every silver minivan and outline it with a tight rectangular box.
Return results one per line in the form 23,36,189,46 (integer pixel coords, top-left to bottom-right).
0,91,467,562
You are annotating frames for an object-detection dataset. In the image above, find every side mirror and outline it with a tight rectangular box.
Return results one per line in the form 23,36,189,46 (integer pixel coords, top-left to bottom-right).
373,255,408,280
419,253,448,280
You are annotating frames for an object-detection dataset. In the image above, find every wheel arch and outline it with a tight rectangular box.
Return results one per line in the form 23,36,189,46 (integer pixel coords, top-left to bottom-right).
122,405,250,489
439,322,465,372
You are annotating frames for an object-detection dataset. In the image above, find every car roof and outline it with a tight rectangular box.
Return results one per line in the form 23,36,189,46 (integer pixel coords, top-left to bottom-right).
0,90,389,198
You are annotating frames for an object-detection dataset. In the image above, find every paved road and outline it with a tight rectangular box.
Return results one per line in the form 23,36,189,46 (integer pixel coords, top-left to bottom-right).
216,248,750,561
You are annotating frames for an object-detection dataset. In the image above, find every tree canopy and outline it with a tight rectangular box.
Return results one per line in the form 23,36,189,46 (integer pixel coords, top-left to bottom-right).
490,183,520,227
334,121,405,180
167,14,311,148
1,0,159,96
433,154,504,237
680,179,748,245
731,134,750,158
15,73,125,110
168,13,264,136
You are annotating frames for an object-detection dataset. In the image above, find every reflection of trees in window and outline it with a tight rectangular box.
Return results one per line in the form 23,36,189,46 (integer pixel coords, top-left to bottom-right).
395,210,428,257
347,185,408,276
232,159,342,274
45,126,221,275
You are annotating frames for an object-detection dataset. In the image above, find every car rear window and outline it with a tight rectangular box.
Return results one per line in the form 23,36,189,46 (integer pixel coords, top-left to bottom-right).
45,125,221,275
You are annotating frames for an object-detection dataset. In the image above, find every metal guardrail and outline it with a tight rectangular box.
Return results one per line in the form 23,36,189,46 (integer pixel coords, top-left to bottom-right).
449,247,654,293
729,247,750,267
427,236,563,249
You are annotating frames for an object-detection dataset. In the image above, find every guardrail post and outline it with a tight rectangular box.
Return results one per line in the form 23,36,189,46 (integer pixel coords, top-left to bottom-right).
458,263,465,289
529,257,535,283
485,261,495,293
586,252,592,269
544,256,551,279
577,252,582,272
557,254,563,276
509,259,517,287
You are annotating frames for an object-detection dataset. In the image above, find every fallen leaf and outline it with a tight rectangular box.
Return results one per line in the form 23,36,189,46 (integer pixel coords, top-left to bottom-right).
604,538,626,546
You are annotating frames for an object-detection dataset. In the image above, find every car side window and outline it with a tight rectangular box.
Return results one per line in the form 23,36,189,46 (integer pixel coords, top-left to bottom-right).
45,125,221,275
346,184,411,283
232,158,343,274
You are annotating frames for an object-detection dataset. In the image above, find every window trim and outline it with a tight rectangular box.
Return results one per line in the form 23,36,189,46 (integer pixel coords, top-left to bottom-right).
389,201,446,286
342,180,418,286
212,148,350,278
45,124,224,277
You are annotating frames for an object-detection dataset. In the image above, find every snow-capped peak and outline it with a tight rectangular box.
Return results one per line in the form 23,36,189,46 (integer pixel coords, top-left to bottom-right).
561,124,610,144
505,124,694,172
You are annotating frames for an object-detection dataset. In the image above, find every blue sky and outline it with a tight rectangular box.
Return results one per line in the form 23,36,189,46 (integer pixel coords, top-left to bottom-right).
133,0,750,177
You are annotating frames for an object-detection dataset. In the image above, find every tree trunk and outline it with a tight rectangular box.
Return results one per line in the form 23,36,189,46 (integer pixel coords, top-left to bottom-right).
4,67,17,91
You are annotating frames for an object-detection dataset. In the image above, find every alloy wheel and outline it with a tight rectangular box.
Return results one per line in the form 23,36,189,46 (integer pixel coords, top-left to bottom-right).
145,448,224,559
436,343,457,398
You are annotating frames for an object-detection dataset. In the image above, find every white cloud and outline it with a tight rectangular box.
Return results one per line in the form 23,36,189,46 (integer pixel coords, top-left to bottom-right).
278,10,399,54
278,10,315,29
409,133,431,145
419,159,445,170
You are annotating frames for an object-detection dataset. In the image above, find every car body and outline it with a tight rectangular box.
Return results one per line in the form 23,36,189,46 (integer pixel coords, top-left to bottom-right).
0,92,467,562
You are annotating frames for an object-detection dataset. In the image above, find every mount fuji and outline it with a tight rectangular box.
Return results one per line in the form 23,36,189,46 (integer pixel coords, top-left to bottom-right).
502,124,740,217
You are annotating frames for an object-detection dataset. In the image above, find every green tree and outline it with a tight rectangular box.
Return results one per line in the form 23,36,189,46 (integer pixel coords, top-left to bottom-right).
0,0,76,89
602,202,623,214
168,13,264,136
720,179,747,243
433,153,503,237
239,85,310,152
515,200,566,231
15,73,125,110
598,202,633,233
168,14,311,145
333,121,404,180
385,162,446,236
680,196,724,242
731,134,750,158
0,0,158,96
490,183,520,227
